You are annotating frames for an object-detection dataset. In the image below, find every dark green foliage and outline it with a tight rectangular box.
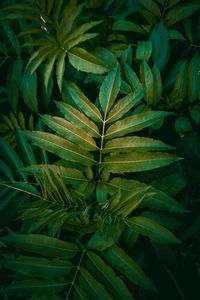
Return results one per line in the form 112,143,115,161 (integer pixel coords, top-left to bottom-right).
0,0,199,299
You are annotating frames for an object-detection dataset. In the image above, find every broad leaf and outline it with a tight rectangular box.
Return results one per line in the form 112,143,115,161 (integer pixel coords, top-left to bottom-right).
24,131,96,166
103,152,180,173
126,216,179,243
87,251,134,300
68,47,108,74
99,66,121,116
0,232,78,259
105,111,169,139
101,244,157,292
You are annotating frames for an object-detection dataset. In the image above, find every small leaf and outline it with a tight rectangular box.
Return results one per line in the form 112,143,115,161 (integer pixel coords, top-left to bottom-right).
123,63,142,91
56,51,66,91
112,20,146,35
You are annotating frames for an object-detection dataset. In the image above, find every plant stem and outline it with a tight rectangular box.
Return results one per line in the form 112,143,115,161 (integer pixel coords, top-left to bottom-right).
65,250,86,300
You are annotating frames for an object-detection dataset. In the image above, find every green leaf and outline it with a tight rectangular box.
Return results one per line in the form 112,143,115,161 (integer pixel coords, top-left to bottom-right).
150,20,169,71
123,63,142,91
126,216,179,243
0,181,40,198
99,65,121,116
56,51,66,92
56,102,100,138
112,20,146,35
138,0,161,18
87,251,134,300
107,88,144,124
0,232,78,259
41,115,98,151
65,81,102,122
68,47,108,74
22,164,87,184
103,152,180,173
188,52,200,103
0,255,73,278
74,285,90,300
136,41,152,61
7,59,23,113
16,129,37,166
166,2,200,27
87,231,115,251
20,69,38,113
152,65,162,106
24,131,96,166
44,49,61,90
104,136,173,153
79,267,112,300
140,61,154,106
151,173,187,197
5,279,68,296
0,138,25,180
105,111,169,139
101,244,157,292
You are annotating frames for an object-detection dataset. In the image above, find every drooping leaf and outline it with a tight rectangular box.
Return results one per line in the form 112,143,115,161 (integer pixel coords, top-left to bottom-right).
5,279,68,296
0,232,78,259
79,267,112,300
126,216,179,243
0,254,73,278
87,251,134,300
101,244,157,292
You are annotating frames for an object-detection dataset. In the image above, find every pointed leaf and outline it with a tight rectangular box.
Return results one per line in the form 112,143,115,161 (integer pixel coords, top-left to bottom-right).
126,216,179,243
0,232,78,259
20,69,38,113
104,136,173,153
41,115,98,151
68,47,108,74
105,111,169,139
140,61,154,105
24,131,96,166
65,81,102,122
87,251,134,300
150,20,169,70
56,101,100,137
101,244,157,292
99,66,121,116
107,89,144,124
103,152,180,173
79,267,112,300
56,51,66,91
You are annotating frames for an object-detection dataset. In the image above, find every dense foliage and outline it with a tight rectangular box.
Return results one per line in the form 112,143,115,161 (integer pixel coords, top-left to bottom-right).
0,0,200,299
